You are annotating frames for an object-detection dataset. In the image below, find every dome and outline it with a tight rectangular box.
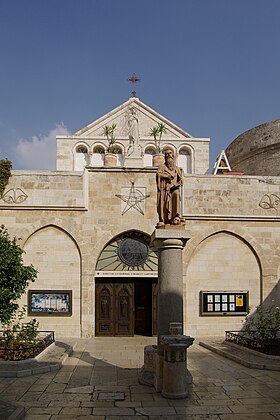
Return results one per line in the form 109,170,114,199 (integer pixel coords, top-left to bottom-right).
225,119,280,176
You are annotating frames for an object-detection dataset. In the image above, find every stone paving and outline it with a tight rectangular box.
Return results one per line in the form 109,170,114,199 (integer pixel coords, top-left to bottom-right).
0,336,280,419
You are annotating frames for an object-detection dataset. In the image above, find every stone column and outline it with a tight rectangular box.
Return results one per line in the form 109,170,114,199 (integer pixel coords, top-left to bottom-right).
151,228,191,350
150,227,191,392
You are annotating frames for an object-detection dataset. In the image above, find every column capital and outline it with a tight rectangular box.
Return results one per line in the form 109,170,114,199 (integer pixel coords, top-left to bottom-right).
151,228,191,250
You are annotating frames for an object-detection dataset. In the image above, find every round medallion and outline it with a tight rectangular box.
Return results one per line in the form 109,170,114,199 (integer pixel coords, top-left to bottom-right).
118,238,149,267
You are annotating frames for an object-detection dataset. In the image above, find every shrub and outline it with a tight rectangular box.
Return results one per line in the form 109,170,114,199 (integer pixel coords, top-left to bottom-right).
0,225,37,324
243,303,280,341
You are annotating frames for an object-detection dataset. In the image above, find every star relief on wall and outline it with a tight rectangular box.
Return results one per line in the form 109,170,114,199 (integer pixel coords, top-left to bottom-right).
115,182,150,215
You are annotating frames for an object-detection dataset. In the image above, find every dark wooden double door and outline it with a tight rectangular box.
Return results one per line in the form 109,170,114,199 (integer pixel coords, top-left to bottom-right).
95,280,158,336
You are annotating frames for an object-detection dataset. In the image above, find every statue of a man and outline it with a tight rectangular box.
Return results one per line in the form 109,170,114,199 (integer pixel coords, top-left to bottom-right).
127,107,139,156
156,149,184,226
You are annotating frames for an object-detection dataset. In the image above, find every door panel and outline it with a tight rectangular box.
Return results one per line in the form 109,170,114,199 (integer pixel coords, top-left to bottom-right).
135,282,152,336
152,283,159,336
115,284,134,336
95,284,114,336
95,280,157,337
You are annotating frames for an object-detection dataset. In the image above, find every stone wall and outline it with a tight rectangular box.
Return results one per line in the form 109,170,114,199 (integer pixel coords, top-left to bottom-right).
0,168,279,338
184,174,280,217
226,119,280,176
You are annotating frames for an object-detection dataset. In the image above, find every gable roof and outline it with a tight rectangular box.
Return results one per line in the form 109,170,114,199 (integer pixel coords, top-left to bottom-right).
73,97,192,140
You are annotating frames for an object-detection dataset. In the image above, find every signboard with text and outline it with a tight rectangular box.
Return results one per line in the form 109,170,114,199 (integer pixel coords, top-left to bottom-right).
200,291,249,316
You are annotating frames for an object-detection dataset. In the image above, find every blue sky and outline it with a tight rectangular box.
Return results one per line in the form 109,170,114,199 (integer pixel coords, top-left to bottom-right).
0,0,279,170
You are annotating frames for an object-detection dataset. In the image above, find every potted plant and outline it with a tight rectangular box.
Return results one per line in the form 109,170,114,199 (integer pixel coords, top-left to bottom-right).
149,123,167,166
102,123,118,166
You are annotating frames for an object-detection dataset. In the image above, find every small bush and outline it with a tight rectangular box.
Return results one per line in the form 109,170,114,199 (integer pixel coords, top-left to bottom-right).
2,308,39,348
243,303,280,341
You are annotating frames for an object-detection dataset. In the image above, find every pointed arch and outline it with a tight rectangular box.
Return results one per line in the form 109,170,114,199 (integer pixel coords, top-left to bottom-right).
21,224,82,338
185,230,262,338
95,230,158,272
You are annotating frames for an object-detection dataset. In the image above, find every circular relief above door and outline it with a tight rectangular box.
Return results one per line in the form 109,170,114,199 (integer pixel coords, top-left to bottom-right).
118,237,149,267
96,231,158,271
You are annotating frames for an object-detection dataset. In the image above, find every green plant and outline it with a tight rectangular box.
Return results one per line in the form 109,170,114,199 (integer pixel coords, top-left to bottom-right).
0,159,12,198
149,123,167,153
2,308,39,347
243,302,280,341
102,123,117,153
0,225,38,325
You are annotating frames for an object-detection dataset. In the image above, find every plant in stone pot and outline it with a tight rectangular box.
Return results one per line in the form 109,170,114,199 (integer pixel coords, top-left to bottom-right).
149,123,167,166
102,123,118,166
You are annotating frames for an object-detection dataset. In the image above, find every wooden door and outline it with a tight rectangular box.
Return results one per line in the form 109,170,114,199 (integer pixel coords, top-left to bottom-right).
96,283,134,336
152,283,159,336
95,284,114,336
115,284,134,336
135,282,152,336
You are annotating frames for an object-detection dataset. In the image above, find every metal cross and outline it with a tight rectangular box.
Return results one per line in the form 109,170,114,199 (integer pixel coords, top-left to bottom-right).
128,73,141,97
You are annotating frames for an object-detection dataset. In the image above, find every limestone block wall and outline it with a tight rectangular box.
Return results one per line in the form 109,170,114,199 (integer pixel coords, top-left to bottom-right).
225,119,280,176
0,171,85,208
18,226,81,337
184,174,280,217
56,139,74,171
0,167,279,338
184,231,260,337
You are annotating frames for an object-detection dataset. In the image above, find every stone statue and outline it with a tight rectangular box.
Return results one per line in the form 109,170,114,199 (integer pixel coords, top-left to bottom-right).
127,107,139,156
156,149,184,226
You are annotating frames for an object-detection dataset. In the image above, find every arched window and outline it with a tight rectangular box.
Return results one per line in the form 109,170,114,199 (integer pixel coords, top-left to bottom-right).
144,147,156,166
114,146,124,167
178,148,192,174
74,144,89,171
76,145,88,153
92,145,105,166
96,231,158,272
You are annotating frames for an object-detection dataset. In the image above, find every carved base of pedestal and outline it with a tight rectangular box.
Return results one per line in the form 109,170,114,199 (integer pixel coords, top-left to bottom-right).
139,339,194,397
156,218,186,229
138,345,157,387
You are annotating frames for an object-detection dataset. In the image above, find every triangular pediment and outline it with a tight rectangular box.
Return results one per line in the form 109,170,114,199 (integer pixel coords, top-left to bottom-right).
73,97,192,140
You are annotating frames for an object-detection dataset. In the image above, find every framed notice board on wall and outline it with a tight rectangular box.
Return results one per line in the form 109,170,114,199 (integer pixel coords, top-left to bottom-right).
200,291,249,316
28,290,72,316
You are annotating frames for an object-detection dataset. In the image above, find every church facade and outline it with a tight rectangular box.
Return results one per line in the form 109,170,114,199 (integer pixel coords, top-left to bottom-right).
1,97,279,338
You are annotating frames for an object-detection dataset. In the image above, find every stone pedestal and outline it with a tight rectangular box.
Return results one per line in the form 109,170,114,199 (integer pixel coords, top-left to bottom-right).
125,147,143,168
139,228,194,397
151,228,191,352
161,335,194,398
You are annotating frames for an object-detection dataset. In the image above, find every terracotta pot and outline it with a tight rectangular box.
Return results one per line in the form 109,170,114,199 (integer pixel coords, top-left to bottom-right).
104,153,117,166
152,154,164,167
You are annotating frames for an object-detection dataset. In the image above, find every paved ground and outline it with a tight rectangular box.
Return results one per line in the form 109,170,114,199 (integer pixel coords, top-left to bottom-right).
0,336,280,419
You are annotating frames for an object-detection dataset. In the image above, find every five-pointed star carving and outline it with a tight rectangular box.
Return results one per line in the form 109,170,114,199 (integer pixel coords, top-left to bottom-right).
116,182,150,215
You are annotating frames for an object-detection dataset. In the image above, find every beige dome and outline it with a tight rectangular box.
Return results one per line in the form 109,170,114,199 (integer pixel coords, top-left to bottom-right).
225,119,280,176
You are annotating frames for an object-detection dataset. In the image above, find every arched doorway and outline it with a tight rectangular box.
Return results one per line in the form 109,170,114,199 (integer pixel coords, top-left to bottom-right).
95,231,158,336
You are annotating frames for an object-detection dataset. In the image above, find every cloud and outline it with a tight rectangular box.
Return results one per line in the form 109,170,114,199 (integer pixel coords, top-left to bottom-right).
14,123,70,170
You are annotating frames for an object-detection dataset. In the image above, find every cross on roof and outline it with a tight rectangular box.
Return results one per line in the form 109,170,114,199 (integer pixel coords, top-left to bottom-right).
128,73,141,97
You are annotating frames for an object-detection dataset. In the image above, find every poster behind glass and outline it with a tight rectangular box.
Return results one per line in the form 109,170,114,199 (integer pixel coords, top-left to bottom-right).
28,290,72,316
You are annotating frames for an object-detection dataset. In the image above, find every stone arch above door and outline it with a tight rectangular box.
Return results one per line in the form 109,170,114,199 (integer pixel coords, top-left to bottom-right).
95,231,158,337
95,230,158,274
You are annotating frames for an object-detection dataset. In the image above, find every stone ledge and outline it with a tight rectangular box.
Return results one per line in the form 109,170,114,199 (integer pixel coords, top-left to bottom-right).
0,340,73,378
199,339,280,371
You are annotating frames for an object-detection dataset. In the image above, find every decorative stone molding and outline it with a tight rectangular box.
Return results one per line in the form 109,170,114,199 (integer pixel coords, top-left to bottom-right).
115,182,150,215
259,193,280,213
2,188,28,204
